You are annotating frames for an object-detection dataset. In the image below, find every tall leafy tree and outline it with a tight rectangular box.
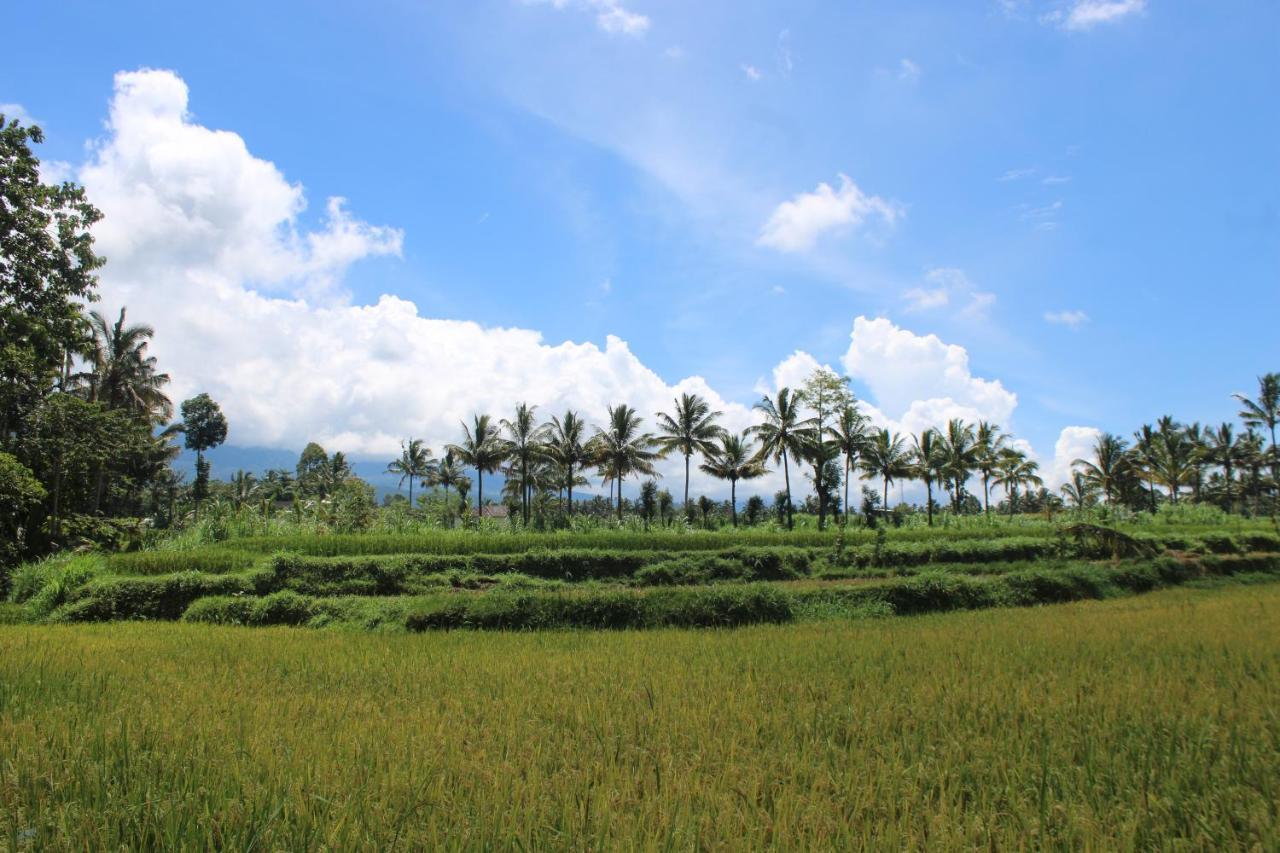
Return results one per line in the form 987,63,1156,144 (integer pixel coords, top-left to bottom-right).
1060,470,1097,510
430,449,468,526
860,428,911,509
386,438,434,510
638,480,658,531
179,393,227,521
747,388,812,530
699,432,765,527
590,404,659,521
831,404,869,526
296,442,329,498
1132,424,1161,512
654,393,723,511
1205,423,1241,512
447,415,508,520
940,418,977,512
1152,417,1194,505
799,369,855,530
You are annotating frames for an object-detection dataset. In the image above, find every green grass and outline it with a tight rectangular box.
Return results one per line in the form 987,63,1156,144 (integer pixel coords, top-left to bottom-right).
1,583,1276,847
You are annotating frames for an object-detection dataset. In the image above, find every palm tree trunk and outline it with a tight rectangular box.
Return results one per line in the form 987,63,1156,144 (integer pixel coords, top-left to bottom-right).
567,464,574,518
616,476,623,522
683,453,690,510
730,478,738,527
408,478,414,511
782,449,793,530
843,455,851,527
925,479,933,526
882,475,888,509
814,460,825,531
477,471,483,521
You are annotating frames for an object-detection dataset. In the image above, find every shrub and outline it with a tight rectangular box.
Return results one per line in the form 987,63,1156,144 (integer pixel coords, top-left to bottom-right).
52,570,273,622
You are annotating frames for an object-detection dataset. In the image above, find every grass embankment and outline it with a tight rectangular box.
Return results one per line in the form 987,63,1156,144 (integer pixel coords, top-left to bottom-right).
1,584,1276,848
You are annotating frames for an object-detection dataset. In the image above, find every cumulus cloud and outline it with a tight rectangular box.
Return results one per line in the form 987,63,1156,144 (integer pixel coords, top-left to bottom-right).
1042,0,1146,31
1044,309,1089,328
841,317,1017,437
1,103,36,126
757,174,900,253
903,268,996,319
527,0,650,36
1044,425,1101,488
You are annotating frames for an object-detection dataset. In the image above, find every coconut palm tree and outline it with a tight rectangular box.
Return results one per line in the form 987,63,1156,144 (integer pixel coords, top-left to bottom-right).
1073,432,1129,506
911,429,944,526
386,438,434,510
699,432,766,526
1060,470,1096,510
501,402,543,526
860,428,911,509
831,405,870,526
544,410,591,518
655,393,724,511
940,418,977,512
1205,423,1241,512
318,452,352,499
994,450,1042,517
591,404,660,521
1235,373,1279,500
447,414,509,520
430,450,467,526
1132,424,1161,512
747,388,812,530
1151,418,1195,505
974,421,1007,515
229,470,258,509
81,307,173,420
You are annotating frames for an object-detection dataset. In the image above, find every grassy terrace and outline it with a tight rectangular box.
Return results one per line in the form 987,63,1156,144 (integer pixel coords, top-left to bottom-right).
2,584,1276,848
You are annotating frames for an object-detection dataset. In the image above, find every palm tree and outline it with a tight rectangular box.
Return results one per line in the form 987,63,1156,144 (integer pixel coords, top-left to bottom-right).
747,388,812,530
655,393,723,511
699,432,766,526
447,414,509,520
940,418,977,512
229,470,258,509
1151,418,1194,505
860,428,911,509
319,452,352,499
974,421,1007,515
386,438,434,510
639,480,659,531
911,429,943,526
1073,432,1129,506
994,450,1042,517
1235,373,1279,503
430,450,467,526
1060,470,1096,510
1205,423,1241,512
545,410,590,519
591,404,660,521
1132,424,1161,512
501,403,542,526
81,307,173,420
832,405,870,526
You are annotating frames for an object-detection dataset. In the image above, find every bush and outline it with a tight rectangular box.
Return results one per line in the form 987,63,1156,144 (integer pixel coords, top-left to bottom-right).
183,591,314,626
52,569,273,622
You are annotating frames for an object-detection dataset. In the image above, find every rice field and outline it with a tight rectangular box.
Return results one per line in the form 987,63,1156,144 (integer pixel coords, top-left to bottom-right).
1,583,1277,849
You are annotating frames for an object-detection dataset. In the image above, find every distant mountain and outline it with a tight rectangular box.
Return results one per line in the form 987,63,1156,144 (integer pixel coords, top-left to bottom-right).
174,446,415,502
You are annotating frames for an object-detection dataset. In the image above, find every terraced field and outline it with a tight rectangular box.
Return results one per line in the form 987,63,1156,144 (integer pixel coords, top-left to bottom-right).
7,521,1279,631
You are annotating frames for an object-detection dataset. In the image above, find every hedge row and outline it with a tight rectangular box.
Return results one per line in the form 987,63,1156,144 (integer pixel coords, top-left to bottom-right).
52,569,274,622
175,554,1280,632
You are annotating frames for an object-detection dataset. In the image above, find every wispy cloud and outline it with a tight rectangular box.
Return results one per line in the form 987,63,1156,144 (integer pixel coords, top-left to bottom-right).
1044,309,1089,328
1042,175,1072,185
1042,0,1146,31
740,63,763,81
0,103,36,126
897,58,921,82
1020,199,1063,229
526,0,650,37
757,174,901,253
903,267,996,319
776,29,793,76
999,167,1037,182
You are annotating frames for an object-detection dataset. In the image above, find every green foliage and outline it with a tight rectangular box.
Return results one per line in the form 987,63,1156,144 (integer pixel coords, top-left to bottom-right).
0,451,45,581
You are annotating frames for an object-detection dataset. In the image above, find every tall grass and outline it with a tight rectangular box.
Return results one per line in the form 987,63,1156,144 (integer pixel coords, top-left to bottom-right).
1,584,1275,848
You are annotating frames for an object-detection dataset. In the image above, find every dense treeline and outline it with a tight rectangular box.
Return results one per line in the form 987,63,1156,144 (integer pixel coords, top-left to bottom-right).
2,112,1277,585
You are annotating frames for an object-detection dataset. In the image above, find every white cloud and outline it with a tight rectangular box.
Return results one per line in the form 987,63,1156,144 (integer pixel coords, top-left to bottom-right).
1044,309,1089,328
740,64,763,81
1043,0,1146,31
757,174,901,253
903,267,995,319
1042,175,1072,185
842,317,1018,438
525,0,649,36
776,29,794,75
898,58,921,81
1045,425,1101,488
664,45,685,60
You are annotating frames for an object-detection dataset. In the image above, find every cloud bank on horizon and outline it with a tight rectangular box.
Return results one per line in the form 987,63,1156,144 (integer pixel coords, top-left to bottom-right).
74,68,1096,496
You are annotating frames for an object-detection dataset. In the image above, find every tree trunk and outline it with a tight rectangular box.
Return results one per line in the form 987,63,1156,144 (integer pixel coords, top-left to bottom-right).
843,455,851,527
616,476,624,522
782,449,793,530
925,478,933,526
477,471,483,521
882,475,888,509
730,478,738,527
683,453,690,510
983,473,990,515
814,460,825,531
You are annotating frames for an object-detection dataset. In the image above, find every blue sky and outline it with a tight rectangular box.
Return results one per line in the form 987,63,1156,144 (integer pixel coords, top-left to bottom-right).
4,0,1278,496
